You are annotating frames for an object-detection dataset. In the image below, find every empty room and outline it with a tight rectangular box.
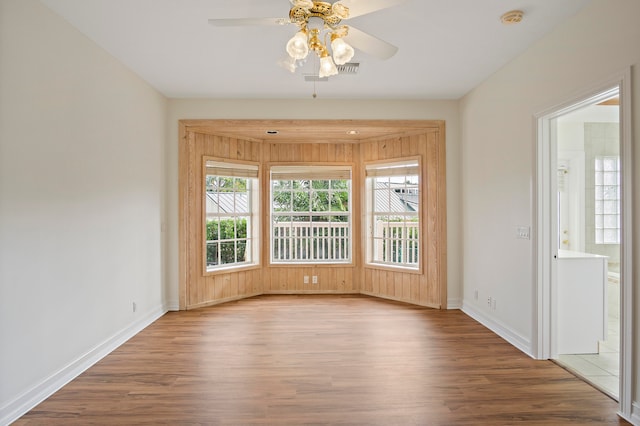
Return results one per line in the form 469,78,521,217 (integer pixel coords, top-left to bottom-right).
1,0,639,424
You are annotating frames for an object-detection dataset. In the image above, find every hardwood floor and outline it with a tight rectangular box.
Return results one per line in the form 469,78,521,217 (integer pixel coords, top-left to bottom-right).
17,295,626,425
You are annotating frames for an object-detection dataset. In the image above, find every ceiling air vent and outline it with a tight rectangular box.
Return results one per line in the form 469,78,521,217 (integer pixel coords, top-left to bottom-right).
303,63,360,81
304,75,329,82
337,62,359,74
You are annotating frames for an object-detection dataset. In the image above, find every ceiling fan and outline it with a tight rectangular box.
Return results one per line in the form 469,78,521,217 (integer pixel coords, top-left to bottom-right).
209,0,405,78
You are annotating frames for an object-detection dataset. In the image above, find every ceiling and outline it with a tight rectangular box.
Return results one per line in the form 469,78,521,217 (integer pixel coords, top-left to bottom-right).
40,0,592,100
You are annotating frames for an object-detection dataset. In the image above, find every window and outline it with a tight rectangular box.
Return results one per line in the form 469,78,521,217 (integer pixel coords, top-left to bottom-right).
365,159,421,269
204,159,259,271
595,156,620,244
270,165,352,264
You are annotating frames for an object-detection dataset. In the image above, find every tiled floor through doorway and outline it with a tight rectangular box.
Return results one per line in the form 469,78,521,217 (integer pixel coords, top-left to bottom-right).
556,274,619,399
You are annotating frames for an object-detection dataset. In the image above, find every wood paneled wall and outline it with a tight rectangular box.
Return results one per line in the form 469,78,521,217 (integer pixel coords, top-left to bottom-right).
179,120,446,310
179,129,264,309
360,128,447,308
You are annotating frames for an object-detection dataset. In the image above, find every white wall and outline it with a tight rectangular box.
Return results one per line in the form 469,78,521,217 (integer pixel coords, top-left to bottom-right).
460,0,639,415
165,99,462,309
0,0,168,422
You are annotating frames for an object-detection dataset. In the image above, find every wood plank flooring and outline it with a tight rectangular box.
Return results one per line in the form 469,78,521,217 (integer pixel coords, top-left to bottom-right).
16,295,627,425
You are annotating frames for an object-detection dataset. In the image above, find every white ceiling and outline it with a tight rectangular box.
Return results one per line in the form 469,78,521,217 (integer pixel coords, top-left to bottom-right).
40,0,592,100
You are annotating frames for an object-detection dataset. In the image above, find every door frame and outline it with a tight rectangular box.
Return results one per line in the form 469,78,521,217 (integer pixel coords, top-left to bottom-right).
533,68,633,417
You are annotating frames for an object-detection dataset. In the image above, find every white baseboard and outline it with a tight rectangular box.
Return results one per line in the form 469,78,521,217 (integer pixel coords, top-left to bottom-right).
447,298,462,309
461,301,532,357
165,300,180,311
0,303,167,426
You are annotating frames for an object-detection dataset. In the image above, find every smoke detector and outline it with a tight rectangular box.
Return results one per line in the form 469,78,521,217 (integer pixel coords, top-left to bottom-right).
500,10,524,25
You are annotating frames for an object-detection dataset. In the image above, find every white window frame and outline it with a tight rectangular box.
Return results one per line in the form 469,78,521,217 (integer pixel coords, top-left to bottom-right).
365,157,421,271
203,158,260,273
269,164,352,265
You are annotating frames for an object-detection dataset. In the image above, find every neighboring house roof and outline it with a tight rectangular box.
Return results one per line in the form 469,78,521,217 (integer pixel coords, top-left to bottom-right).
206,192,248,215
397,193,419,212
374,182,417,213
206,186,414,215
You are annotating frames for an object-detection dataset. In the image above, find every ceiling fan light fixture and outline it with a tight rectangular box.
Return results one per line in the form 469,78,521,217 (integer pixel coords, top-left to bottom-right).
330,36,354,65
286,30,310,59
318,54,339,78
210,0,402,85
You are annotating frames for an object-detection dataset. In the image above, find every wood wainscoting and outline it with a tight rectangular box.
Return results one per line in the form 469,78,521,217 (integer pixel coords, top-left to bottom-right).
179,120,446,310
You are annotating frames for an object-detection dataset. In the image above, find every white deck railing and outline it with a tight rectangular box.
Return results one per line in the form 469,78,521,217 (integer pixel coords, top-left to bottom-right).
374,221,419,265
271,221,419,264
272,222,350,262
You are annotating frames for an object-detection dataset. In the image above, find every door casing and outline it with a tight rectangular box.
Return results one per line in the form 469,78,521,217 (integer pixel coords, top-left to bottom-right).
533,68,633,417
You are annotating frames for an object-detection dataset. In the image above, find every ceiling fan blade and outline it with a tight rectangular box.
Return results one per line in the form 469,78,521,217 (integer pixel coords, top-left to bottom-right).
344,27,398,60
339,0,407,19
208,18,289,27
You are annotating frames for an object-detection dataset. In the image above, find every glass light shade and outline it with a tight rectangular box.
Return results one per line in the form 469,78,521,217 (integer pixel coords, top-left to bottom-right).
290,0,314,9
278,55,297,73
286,31,309,60
331,3,349,19
318,55,339,78
331,38,354,65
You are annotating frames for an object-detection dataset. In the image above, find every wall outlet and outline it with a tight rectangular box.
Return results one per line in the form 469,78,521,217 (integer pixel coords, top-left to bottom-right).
516,226,531,240
487,297,492,307
312,275,318,284
474,290,479,301
491,298,497,310
132,302,137,313
304,275,309,284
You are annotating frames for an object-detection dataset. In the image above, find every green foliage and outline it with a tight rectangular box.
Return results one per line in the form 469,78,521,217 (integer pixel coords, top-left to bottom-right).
206,218,247,266
272,179,349,221
206,176,247,192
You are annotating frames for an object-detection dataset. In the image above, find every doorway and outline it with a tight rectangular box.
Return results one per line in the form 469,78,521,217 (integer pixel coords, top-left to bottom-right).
553,90,620,399
534,69,633,417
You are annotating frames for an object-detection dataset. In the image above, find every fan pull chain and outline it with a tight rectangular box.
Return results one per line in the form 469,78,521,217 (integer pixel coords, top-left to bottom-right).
312,54,318,98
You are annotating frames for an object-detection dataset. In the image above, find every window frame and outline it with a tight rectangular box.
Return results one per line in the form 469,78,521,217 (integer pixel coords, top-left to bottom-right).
364,156,423,273
269,164,354,266
202,157,261,274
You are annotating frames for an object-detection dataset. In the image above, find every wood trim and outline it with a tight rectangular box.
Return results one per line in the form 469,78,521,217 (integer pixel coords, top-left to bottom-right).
200,155,262,277
437,121,448,309
185,292,263,310
177,122,190,310
360,291,442,310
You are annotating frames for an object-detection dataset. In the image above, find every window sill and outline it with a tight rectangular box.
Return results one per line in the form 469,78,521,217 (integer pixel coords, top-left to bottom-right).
204,263,261,276
365,262,422,275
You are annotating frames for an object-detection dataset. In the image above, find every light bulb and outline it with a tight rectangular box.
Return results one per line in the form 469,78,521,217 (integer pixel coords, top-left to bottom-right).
286,30,309,60
319,55,338,78
331,37,354,65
